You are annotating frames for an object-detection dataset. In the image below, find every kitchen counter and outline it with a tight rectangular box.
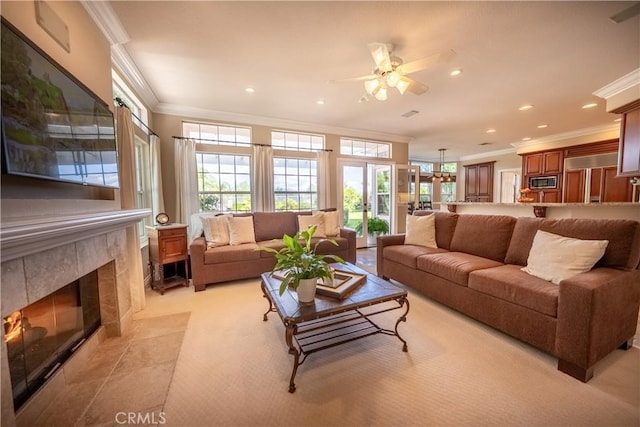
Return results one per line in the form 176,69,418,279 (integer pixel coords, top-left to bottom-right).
443,202,639,220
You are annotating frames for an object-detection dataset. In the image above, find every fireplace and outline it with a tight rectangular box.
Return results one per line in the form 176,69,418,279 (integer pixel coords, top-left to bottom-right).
0,208,150,426
4,269,101,409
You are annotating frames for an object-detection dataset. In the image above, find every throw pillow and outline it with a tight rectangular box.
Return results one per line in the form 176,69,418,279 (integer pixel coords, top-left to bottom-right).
298,213,326,237
404,214,437,248
313,210,341,236
227,216,256,246
521,230,608,285
202,214,231,248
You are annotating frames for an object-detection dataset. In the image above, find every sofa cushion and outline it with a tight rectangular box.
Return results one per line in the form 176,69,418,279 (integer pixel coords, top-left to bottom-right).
202,214,232,247
521,230,608,285
253,211,298,242
204,243,260,264
228,216,256,245
312,237,350,255
449,214,516,262
468,264,559,317
405,214,437,248
505,217,640,269
313,210,341,236
416,252,504,286
256,240,284,258
383,245,449,269
298,213,326,237
412,210,459,250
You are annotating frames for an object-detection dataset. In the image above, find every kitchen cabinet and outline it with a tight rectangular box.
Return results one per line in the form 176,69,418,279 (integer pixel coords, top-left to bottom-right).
602,166,633,202
464,161,494,202
563,166,632,203
617,107,640,177
564,169,586,203
523,151,563,176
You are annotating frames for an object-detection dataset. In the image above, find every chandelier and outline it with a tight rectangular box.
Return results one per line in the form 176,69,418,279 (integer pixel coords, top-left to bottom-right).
427,148,456,182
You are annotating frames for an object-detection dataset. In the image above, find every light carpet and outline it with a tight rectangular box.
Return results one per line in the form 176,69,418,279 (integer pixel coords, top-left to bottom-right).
135,279,639,427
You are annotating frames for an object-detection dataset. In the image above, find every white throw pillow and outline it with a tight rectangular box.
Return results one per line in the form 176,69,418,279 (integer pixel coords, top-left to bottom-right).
227,216,256,246
298,213,326,237
202,214,231,248
190,212,218,242
521,230,608,285
404,214,437,248
313,210,341,236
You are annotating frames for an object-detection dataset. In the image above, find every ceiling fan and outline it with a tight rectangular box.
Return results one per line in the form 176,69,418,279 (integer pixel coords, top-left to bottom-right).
333,43,455,101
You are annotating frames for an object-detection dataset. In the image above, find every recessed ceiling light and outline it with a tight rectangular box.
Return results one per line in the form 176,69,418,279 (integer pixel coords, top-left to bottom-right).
537,124,548,129
582,102,598,109
316,99,325,105
245,87,255,93
519,104,534,111
486,128,496,133
450,69,462,77
522,137,531,141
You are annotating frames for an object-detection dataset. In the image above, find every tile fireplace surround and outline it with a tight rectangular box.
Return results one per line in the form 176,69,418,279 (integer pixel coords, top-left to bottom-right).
0,208,150,426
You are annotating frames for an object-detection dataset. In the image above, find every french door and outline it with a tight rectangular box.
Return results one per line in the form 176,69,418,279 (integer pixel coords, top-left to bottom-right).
338,160,392,248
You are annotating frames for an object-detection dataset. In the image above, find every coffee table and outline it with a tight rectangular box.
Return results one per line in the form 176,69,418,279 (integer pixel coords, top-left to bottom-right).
261,262,409,393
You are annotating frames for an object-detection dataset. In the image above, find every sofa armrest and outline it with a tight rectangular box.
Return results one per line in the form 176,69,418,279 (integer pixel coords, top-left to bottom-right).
189,237,206,266
339,227,357,264
376,234,406,277
556,267,640,381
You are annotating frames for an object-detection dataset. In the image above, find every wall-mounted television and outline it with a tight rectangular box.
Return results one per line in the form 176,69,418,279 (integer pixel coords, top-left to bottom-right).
1,18,119,189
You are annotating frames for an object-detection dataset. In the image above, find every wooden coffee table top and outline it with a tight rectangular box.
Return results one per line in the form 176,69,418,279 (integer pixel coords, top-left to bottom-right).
260,262,407,324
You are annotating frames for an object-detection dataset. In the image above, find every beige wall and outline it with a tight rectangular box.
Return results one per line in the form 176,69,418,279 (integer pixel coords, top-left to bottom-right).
152,112,409,221
1,2,118,210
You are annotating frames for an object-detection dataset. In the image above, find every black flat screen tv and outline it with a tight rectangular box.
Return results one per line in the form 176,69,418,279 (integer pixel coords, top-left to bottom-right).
1,18,119,189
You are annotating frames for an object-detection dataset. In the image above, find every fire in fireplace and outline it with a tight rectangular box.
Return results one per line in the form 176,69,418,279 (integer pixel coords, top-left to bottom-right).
3,270,101,409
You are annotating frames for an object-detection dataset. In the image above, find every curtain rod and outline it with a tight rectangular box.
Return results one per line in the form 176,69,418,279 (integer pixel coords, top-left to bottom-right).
114,97,158,137
172,135,332,152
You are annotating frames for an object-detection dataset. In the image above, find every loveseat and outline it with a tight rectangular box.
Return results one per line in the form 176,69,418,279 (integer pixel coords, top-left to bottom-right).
190,210,356,292
377,211,640,382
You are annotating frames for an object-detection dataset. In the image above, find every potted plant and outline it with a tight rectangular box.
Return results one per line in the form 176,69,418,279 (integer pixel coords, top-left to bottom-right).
259,225,345,303
356,217,389,246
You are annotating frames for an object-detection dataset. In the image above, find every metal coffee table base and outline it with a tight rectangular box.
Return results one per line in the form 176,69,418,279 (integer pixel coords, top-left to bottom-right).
262,288,409,393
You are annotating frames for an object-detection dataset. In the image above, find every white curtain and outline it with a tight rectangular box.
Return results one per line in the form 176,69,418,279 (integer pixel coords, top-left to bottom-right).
253,145,274,212
317,150,332,209
116,106,146,312
175,138,199,224
149,134,165,218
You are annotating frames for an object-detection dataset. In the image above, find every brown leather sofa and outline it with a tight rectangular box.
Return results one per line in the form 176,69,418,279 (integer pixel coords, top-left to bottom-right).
190,211,356,292
377,211,640,382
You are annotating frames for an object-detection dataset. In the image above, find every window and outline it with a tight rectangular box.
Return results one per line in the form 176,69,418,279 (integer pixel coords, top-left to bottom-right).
196,153,252,212
340,138,391,158
184,122,251,145
134,138,151,239
272,131,324,151
410,161,434,206
112,70,148,132
273,158,318,211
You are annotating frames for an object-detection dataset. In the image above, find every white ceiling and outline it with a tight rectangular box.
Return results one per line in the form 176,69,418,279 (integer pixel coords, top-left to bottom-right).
97,1,639,161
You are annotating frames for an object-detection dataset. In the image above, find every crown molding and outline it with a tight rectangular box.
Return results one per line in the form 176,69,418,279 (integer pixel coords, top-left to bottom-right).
510,124,619,150
111,45,160,107
458,147,517,162
593,68,640,100
154,103,412,144
80,0,129,45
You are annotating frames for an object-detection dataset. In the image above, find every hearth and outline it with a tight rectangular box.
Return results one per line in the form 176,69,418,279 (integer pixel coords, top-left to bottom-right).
4,269,101,409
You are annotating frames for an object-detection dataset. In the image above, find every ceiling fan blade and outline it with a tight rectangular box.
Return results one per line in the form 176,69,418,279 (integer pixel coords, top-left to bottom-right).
329,74,377,83
367,42,392,71
396,49,456,75
609,2,640,23
403,77,429,95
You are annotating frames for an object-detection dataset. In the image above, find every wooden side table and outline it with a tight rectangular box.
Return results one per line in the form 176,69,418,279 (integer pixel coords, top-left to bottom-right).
146,224,189,295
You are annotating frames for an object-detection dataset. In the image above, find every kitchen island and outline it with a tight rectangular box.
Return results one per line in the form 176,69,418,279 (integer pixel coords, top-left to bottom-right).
443,202,639,220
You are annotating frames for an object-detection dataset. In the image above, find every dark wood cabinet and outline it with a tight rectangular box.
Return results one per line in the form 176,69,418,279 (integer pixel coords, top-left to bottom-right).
602,166,633,202
564,169,586,203
543,151,563,174
522,150,563,202
464,161,494,202
617,107,640,177
146,224,190,295
524,153,543,175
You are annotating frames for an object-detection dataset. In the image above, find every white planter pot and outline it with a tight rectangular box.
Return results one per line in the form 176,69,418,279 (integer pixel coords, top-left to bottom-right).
297,278,317,304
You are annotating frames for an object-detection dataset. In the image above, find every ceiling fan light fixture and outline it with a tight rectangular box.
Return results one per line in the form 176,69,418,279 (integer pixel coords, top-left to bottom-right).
364,79,379,95
386,71,401,87
374,87,388,101
396,78,410,95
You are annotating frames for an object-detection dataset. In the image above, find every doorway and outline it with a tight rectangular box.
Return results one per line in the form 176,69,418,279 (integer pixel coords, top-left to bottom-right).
338,160,392,248
499,169,521,203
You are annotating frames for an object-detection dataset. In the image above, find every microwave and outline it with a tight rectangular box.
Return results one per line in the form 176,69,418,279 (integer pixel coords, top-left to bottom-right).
529,176,558,189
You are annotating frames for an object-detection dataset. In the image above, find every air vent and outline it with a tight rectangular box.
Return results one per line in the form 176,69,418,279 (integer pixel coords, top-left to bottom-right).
479,142,492,146
401,110,419,118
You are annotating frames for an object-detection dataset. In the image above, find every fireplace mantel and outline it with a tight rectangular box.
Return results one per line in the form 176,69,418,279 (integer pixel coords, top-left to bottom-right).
0,209,151,263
